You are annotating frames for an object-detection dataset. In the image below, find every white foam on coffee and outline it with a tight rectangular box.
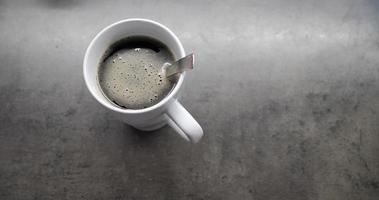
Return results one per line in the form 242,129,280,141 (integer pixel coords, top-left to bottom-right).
98,47,176,109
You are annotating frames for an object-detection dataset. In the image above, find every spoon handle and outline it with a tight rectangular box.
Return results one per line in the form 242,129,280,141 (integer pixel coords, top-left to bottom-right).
164,53,194,77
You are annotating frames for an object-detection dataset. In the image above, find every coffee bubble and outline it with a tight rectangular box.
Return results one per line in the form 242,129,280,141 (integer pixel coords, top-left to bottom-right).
98,36,177,109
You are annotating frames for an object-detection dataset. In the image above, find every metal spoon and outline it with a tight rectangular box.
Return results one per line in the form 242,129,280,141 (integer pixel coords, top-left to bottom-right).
161,53,194,77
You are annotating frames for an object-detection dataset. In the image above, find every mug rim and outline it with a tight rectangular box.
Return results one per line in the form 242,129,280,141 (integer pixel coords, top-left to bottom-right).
83,18,186,114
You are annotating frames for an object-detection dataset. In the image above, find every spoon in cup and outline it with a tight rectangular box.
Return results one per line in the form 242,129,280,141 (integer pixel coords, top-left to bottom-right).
161,53,194,77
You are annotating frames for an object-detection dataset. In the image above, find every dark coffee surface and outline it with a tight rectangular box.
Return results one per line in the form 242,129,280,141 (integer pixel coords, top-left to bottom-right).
98,36,176,109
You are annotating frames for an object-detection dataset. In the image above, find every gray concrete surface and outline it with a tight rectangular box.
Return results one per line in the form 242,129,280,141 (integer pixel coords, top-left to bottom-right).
1,0,379,199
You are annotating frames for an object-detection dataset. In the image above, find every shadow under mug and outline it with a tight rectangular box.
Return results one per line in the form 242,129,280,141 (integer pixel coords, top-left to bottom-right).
83,18,203,143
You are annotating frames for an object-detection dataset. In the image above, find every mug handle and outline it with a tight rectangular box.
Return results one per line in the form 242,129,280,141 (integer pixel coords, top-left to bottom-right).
165,100,203,143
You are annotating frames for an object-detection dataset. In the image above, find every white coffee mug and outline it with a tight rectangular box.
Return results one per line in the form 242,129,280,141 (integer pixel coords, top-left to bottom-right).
83,18,203,143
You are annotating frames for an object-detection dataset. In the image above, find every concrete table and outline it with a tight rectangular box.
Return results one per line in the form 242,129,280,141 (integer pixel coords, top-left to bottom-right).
0,0,378,199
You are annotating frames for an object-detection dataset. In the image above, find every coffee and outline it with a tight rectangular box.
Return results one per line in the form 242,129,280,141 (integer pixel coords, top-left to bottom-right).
97,36,177,109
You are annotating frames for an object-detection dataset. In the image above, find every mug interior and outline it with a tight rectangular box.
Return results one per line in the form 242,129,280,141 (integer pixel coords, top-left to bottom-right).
84,19,185,114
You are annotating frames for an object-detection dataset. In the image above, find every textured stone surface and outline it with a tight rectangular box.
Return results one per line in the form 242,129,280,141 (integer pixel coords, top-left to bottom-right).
0,0,379,199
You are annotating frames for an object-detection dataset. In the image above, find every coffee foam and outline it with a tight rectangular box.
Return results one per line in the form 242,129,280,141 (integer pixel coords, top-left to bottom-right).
98,44,176,109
